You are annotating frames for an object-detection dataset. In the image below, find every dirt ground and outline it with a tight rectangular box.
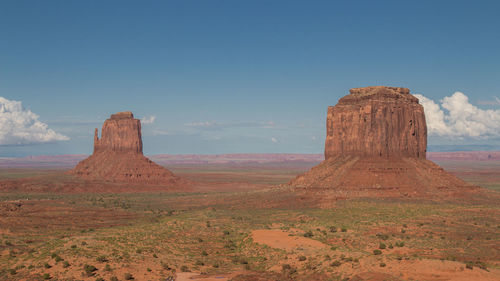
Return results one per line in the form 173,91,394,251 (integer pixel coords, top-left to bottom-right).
0,161,499,281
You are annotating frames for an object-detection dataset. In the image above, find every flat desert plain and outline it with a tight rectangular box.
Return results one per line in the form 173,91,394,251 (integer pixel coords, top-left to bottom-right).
0,154,499,281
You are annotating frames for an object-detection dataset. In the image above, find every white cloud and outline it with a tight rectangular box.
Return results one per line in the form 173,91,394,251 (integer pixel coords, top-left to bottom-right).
477,96,500,106
0,97,69,145
185,121,218,128
271,137,278,143
141,115,156,124
414,92,500,138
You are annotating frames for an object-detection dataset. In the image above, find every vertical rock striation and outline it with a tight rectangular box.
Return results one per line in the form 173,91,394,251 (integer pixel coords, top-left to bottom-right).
325,86,427,159
70,112,184,186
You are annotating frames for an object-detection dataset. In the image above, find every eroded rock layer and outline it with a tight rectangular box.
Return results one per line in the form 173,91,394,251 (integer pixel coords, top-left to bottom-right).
70,112,184,185
289,86,478,198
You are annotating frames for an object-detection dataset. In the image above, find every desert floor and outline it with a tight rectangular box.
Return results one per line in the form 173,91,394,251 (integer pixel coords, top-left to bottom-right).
0,160,499,281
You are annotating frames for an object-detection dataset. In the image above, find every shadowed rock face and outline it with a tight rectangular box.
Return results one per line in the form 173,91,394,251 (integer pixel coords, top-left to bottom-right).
325,86,427,159
70,112,185,186
290,86,478,198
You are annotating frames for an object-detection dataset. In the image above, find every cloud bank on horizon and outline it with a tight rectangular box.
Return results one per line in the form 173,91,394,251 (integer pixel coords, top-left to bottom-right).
414,92,500,139
0,97,69,145
141,115,156,125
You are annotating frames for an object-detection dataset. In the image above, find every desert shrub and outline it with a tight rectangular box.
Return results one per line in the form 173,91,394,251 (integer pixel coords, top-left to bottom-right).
5,241,13,246
395,241,405,247
153,253,158,258
42,273,51,280
223,230,230,235
212,263,219,268
96,278,104,281
403,224,408,228
105,264,112,271
135,249,142,254
376,233,389,240
110,276,119,281
401,229,406,233
161,262,171,270
124,273,134,280
475,261,488,270
198,238,204,242
81,241,87,246
303,231,313,238
8,269,16,275
465,261,488,270
379,243,386,249
54,256,63,263
201,250,208,256
62,261,70,268
147,268,152,272
180,265,189,272
195,260,204,266
96,255,108,262
373,249,382,255
44,263,51,269
329,226,337,233
51,253,57,259
71,245,77,249
330,260,342,267
298,256,307,261
380,262,386,267
83,264,97,276
341,228,347,232
466,262,474,270
206,221,211,227
281,264,297,276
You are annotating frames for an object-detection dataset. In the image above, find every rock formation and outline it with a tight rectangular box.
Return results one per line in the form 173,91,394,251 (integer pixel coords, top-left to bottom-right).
70,111,184,185
325,86,426,159
289,86,478,198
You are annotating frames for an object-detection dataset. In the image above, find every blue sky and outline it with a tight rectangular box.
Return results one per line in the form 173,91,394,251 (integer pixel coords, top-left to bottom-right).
1,0,500,156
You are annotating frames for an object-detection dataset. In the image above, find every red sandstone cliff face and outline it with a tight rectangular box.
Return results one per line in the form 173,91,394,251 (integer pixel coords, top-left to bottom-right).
325,86,427,159
290,86,478,198
94,111,143,154
70,112,185,186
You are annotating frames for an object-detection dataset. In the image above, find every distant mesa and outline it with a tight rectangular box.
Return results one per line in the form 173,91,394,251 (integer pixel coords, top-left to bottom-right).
289,86,479,198
70,111,185,186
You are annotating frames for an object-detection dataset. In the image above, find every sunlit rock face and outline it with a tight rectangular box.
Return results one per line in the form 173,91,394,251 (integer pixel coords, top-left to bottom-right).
325,86,427,160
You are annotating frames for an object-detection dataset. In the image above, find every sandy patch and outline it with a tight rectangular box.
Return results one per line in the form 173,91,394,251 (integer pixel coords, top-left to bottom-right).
176,272,235,281
251,229,327,253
